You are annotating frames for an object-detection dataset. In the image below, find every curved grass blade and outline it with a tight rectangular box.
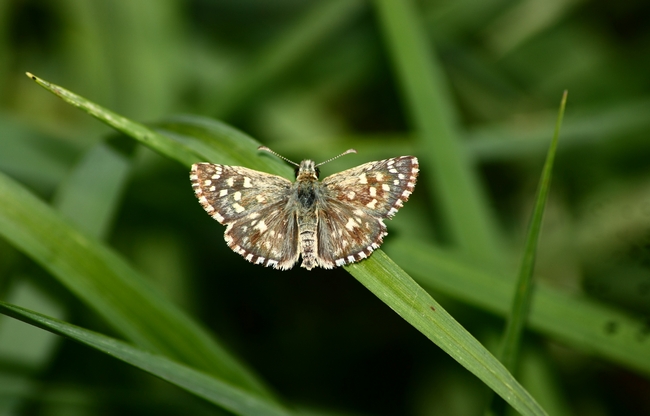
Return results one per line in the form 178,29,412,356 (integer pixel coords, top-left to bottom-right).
498,91,568,372
154,115,292,177
347,251,547,416
488,92,568,415
25,72,201,167
386,240,650,377
373,0,503,262
0,301,292,416
0,171,275,401
0,138,137,413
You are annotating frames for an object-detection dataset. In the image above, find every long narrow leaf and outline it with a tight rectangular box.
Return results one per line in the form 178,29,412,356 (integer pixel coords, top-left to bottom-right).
347,251,547,416
489,92,568,415
387,240,650,377
0,171,275,400
499,91,568,372
0,302,292,416
25,73,200,167
373,0,503,261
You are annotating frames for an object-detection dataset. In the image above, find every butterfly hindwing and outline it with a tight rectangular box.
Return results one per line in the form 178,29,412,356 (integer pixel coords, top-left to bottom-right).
316,198,387,268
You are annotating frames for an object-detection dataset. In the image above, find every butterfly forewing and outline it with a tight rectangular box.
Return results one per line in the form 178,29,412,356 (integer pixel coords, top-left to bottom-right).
191,163,299,269
322,156,419,219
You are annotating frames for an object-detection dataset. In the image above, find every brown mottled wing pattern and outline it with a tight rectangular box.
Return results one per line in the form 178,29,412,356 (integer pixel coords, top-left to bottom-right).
318,156,419,267
190,163,299,270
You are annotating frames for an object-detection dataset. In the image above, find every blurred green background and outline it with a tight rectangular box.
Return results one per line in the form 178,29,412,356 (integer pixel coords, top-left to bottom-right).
1,0,650,415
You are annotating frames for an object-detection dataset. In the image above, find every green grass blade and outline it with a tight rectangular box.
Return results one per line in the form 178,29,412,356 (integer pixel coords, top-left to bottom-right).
498,91,567,372
0,301,292,416
154,115,292,176
386,240,650,377
346,251,547,416
25,72,201,167
489,91,568,415
0,137,136,413
0,171,275,400
373,0,503,261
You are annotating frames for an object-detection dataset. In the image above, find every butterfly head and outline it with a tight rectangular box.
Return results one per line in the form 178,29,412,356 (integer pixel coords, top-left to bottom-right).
295,160,319,181
257,146,357,182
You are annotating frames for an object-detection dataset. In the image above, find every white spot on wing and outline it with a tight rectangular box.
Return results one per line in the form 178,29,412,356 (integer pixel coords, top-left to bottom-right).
219,189,228,197
226,177,234,187
234,191,242,201
243,177,252,188
254,220,268,233
233,203,245,213
366,199,377,209
369,187,376,197
358,173,367,184
345,218,358,231
382,184,390,192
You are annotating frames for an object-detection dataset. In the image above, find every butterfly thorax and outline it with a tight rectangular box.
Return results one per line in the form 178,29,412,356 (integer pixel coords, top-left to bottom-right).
294,160,321,209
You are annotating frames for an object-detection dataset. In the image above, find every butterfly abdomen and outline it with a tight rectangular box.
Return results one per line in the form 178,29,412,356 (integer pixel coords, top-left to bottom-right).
297,212,318,270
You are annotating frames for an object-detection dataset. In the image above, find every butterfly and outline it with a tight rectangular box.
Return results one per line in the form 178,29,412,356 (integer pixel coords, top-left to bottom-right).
190,146,418,270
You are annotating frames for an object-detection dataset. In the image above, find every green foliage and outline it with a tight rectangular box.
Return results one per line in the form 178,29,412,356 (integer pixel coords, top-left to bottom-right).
1,0,649,415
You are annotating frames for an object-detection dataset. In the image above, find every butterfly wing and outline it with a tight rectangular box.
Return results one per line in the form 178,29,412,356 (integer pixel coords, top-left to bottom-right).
317,156,418,266
191,163,300,270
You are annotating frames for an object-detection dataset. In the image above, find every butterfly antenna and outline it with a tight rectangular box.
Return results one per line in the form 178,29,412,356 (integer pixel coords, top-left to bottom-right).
316,149,357,167
258,146,299,167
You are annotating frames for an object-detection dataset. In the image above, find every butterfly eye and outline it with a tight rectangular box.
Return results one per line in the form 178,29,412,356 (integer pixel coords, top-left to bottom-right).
294,166,300,178
315,166,320,178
